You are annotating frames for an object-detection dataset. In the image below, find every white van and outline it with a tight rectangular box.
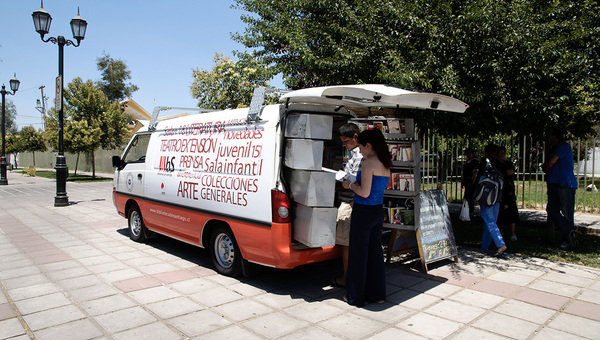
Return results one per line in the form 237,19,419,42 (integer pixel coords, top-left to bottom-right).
112,84,468,276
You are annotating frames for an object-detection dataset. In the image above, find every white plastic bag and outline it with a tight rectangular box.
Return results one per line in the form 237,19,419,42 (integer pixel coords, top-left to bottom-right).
459,201,471,221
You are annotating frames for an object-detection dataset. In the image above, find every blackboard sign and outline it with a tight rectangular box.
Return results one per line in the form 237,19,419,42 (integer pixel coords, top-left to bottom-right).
417,190,458,271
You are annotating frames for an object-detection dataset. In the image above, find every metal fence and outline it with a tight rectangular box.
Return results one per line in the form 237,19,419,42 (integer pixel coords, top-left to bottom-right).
419,131,600,214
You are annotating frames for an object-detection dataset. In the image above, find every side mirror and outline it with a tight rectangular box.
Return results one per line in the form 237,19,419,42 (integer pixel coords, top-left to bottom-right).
112,155,124,170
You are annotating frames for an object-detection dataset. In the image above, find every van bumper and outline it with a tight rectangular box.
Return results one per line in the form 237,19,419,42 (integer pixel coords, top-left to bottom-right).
268,222,341,269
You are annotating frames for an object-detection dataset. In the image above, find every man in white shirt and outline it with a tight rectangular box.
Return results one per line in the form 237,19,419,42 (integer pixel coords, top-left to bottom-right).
331,123,363,287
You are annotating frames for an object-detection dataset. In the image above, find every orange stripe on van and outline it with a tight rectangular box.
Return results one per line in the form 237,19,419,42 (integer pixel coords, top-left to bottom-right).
113,192,340,269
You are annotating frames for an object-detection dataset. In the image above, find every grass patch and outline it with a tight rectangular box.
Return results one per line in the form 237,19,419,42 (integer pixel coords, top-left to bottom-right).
27,170,112,182
451,215,600,269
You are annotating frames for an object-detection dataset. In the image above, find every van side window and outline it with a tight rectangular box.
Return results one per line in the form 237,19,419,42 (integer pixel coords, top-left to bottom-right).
123,134,150,164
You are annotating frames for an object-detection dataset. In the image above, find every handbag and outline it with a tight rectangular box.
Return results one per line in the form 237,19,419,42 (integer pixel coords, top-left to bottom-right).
459,201,471,221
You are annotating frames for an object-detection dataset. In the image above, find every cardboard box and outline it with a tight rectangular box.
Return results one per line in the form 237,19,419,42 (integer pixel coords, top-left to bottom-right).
284,139,323,170
293,204,337,247
288,169,336,207
285,114,333,140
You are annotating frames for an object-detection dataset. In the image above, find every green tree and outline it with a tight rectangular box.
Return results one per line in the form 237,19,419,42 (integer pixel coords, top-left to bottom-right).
45,78,131,177
190,52,275,110
233,0,600,138
2,100,18,134
96,52,139,102
5,133,22,168
18,126,47,166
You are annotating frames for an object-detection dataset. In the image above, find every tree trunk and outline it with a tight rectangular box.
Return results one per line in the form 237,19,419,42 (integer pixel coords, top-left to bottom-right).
92,150,96,179
74,153,80,176
33,152,36,166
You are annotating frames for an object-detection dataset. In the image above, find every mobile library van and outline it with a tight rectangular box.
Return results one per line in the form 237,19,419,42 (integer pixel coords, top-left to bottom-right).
112,84,468,276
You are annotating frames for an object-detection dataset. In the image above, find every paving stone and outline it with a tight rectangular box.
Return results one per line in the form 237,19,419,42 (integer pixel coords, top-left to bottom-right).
189,286,244,307
528,279,583,298
98,268,144,282
68,283,120,302
452,327,511,339
127,286,180,304
113,321,181,340
2,273,51,290
408,278,462,298
169,310,231,337
33,318,104,340
543,271,595,288
243,312,311,339
448,289,505,309
94,306,157,334
493,300,556,324
169,277,220,295
0,317,26,339
198,325,266,340
79,294,137,316
0,303,16,321
546,312,600,339
424,299,486,323
472,311,539,339
366,327,429,340
22,305,87,331
486,270,538,286
387,289,440,310
212,299,272,322
14,292,71,315
470,278,522,297
386,271,426,288
113,276,161,293
576,288,600,304
247,289,304,310
396,312,463,339
145,297,204,319
563,300,600,322
8,283,60,301
514,288,570,310
0,265,41,280
151,269,197,283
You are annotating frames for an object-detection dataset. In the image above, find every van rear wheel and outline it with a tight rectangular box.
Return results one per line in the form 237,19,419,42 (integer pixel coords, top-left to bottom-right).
128,205,147,242
210,226,242,277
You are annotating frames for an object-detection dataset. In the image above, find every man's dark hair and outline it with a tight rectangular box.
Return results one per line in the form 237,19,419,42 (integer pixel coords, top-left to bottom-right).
552,128,565,141
338,123,360,138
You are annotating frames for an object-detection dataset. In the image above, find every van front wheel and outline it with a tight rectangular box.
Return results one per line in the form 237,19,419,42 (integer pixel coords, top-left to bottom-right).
210,226,242,277
128,205,147,242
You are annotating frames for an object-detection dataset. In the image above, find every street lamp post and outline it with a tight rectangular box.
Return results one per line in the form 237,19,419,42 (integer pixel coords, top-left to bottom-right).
32,0,87,207
0,74,20,186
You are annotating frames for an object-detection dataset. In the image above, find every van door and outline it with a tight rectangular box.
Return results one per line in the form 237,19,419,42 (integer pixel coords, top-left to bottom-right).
115,133,151,198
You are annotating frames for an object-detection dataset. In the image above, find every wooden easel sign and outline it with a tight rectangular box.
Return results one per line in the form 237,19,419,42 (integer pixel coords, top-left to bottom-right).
416,190,459,272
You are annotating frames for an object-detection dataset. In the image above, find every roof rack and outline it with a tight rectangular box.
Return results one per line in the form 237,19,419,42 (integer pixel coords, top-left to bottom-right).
247,86,289,123
148,106,213,131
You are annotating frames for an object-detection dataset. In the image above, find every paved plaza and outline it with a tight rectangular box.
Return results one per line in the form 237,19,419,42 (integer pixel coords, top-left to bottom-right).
1,172,600,339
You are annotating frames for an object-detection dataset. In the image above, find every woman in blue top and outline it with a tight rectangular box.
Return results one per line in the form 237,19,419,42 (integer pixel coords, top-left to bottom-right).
342,129,391,306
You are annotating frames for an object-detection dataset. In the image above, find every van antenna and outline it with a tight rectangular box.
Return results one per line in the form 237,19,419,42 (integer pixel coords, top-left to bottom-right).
148,106,214,131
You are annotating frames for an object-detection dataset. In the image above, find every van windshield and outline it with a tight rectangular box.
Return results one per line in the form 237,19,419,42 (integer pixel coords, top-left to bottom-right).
123,134,150,163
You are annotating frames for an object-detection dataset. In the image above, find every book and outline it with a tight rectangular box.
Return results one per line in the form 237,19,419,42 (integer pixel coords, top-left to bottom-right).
387,120,401,134
397,174,415,191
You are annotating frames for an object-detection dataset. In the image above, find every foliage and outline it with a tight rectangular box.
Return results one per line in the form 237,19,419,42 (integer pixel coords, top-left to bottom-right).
16,126,47,166
96,52,139,102
190,52,276,110
45,78,131,176
2,99,18,134
233,0,600,139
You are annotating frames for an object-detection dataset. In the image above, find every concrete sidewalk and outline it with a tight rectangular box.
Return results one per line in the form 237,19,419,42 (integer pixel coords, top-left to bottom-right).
1,172,599,339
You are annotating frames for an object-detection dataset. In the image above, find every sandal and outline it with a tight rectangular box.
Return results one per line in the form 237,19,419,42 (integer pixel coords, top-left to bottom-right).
330,276,345,287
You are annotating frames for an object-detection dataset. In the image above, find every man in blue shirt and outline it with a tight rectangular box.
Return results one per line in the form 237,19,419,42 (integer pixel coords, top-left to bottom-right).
542,129,579,250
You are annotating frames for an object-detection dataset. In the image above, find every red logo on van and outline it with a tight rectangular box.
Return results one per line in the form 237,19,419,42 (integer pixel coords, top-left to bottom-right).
161,183,165,189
